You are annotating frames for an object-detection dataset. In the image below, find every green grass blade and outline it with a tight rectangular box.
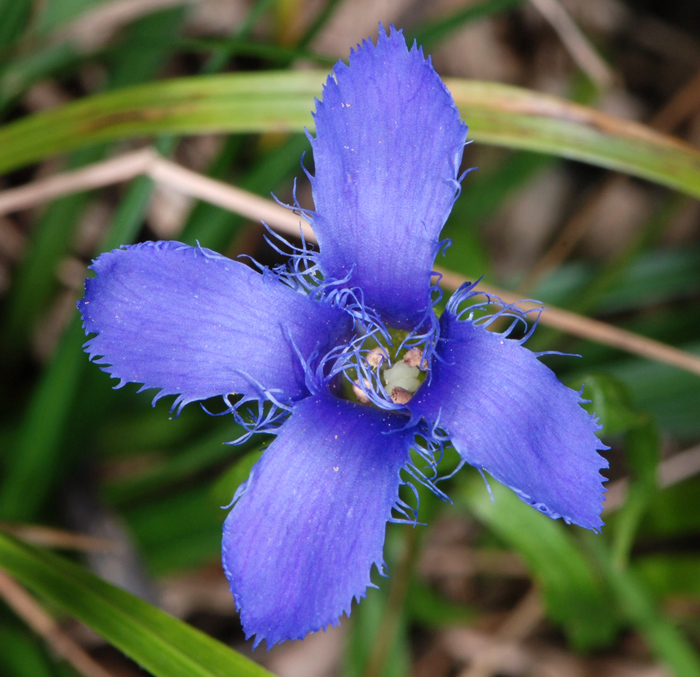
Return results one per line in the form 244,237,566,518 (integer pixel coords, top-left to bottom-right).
569,373,660,567
0,322,86,521
295,0,345,50
35,0,109,34
124,483,225,575
0,72,324,173
0,529,272,677
634,553,700,598
179,134,309,250
585,534,700,677
103,422,245,506
0,44,80,111
460,476,618,650
446,79,700,197
0,0,31,49
1,74,699,197
0,624,58,677
0,138,173,521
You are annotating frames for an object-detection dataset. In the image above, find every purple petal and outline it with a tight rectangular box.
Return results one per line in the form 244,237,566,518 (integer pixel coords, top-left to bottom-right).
309,25,467,329
78,241,351,410
222,394,413,647
409,305,608,531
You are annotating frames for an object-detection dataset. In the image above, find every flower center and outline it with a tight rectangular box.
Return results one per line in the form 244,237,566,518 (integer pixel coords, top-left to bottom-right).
347,332,429,407
382,354,423,404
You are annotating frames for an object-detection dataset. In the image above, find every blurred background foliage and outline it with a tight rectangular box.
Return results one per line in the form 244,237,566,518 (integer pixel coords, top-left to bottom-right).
0,0,699,675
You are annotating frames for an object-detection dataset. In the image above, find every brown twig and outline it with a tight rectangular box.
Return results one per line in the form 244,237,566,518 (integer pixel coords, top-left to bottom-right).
658,443,700,489
0,148,314,240
0,568,115,677
0,521,119,553
0,149,156,215
1,149,699,377
148,154,315,241
439,269,700,378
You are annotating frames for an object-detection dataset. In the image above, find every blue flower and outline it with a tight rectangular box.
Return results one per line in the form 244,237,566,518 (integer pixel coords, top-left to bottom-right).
77,26,607,648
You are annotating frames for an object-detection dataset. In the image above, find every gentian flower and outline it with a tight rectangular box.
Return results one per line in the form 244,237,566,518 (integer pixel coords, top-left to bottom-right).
77,26,607,648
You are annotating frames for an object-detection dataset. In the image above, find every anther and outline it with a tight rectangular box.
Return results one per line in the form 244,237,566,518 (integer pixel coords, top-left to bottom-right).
390,386,413,405
366,347,387,368
352,379,372,405
403,348,428,370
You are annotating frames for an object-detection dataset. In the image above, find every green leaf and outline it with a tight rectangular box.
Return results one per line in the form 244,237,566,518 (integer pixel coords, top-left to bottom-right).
124,483,224,575
634,554,700,599
611,415,659,567
0,0,31,49
0,72,324,173
107,7,188,88
405,580,475,628
605,341,700,438
103,422,246,506
210,447,263,509
0,44,80,110
2,145,104,353
1,74,699,197
635,476,700,539
568,372,643,435
180,133,310,251
621,414,659,487
566,373,659,566
35,0,110,33
446,79,700,198
442,151,552,279
534,245,700,315
344,586,410,677
0,136,177,522
2,6,186,347
0,529,272,677
0,623,59,677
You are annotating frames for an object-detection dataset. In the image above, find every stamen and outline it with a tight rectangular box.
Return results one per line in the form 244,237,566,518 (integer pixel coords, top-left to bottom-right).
340,326,433,409
390,386,413,405
403,348,427,370
366,347,387,368
352,379,372,405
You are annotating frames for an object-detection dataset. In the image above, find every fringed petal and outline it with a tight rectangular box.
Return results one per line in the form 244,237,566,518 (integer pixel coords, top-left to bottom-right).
222,393,413,648
309,25,467,329
409,302,608,531
77,241,352,411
